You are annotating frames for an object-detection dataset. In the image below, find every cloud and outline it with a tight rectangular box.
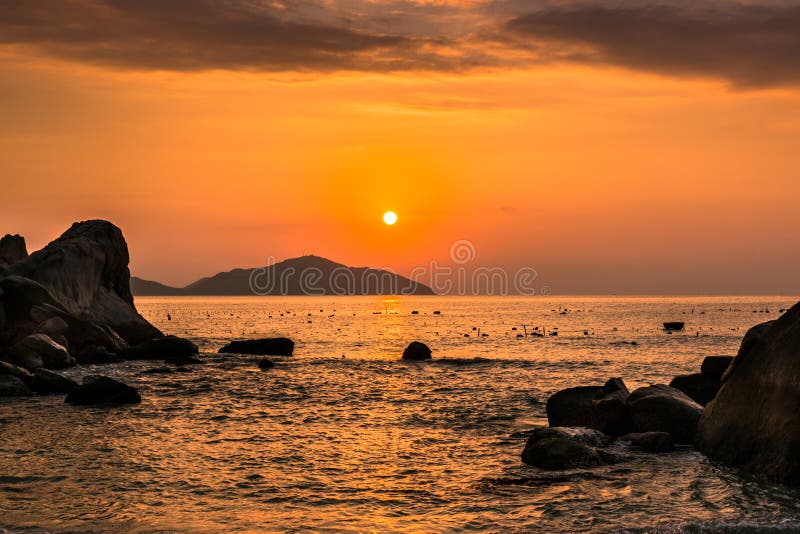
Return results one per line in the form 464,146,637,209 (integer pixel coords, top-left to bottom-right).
1,0,800,88
504,1,800,88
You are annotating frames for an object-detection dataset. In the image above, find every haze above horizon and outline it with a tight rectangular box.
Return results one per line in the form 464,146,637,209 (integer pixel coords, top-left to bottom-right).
2,1,799,295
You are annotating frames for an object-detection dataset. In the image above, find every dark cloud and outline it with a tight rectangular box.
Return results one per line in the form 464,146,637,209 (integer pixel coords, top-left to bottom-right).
505,1,800,87
0,0,453,71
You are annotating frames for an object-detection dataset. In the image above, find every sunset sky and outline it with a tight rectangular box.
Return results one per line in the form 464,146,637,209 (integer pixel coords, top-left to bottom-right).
2,0,799,294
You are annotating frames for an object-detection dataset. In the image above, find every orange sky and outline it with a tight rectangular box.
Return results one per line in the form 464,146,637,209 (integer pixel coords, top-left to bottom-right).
1,1,800,294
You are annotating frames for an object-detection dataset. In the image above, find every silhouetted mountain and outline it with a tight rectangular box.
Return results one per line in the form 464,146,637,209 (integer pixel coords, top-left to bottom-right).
130,277,185,296
133,255,435,296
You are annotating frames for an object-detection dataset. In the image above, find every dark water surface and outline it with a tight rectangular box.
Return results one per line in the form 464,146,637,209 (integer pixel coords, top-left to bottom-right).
2,296,800,532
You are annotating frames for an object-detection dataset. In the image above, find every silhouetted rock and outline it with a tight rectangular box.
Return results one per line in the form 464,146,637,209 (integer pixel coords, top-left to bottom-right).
591,378,633,436
0,360,33,383
700,356,734,380
401,341,431,361
0,374,31,397
258,358,275,369
164,354,202,365
219,337,294,356
141,366,174,375
6,220,162,346
31,368,78,394
619,432,674,453
65,375,141,405
521,427,616,470
123,335,198,361
697,303,800,482
74,345,120,365
0,234,27,268
627,384,703,443
546,386,602,428
669,373,720,406
7,333,75,371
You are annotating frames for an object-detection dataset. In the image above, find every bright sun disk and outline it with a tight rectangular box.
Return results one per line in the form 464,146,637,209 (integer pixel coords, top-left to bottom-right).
383,211,398,225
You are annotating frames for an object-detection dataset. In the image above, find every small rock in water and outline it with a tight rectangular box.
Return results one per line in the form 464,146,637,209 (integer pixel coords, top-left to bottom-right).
65,375,141,406
619,432,674,453
627,384,703,444
31,368,78,394
258,358,275,369
546,386,602,428
402,341,432,361
521,427,616,470
123,335,199,361
218,337,294,356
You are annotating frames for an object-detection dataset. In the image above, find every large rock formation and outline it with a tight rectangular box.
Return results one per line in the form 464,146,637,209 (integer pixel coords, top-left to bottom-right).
696,307,800,482
6,220,161,345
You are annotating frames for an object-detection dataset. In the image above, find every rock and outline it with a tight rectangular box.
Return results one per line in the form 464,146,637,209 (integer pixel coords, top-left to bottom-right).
141,366,174,375
401,341,431,361
65,375,141,405
521,427,615,470
591,377,633,436
36,316,69,338
700,356,734,380
0,374,31,397
258,358,275,369
0,234,27,267
0,360,33,382
31,368,78,394
546,385,602,428
627,384,703,444
696,303,800,482
619,432,674,453
218,337,294,356
8,333,75,371
6,220,162,345
74,345,120,365
123,335,198,361
669,373,720,406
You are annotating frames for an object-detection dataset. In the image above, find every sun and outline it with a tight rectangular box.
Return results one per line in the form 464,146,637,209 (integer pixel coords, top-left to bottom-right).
383,211,398,225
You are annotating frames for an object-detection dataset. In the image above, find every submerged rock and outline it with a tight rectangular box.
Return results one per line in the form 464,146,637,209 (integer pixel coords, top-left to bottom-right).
401,341,431,361
521,427,616,470
218,337,294,356
627,384,703,444
697,303,800,482
7,333,75,371
258,358,275,369
0,374,31,397
31,368,78,394
591,377,633,436
619,431,674,453
546,386,602,428
65,375,141,405
123,335,198,361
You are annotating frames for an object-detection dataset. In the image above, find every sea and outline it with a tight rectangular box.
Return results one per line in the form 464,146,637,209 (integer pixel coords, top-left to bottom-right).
2,295,800,533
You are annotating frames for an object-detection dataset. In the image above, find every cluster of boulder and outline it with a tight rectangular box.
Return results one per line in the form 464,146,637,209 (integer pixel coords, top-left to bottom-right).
525,376,705,470
0,221,201,403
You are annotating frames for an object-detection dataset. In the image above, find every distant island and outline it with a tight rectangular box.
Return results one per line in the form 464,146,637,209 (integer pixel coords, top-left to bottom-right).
131,255,435,296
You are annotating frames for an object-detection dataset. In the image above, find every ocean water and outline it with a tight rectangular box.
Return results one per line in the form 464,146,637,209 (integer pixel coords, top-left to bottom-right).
2,296,800,533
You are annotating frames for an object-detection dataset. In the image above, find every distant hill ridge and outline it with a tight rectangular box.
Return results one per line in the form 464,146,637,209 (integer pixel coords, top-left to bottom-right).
132,255,435,296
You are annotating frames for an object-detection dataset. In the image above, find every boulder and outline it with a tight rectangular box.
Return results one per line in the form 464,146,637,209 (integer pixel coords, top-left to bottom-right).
122,335,198,361
696,303,800,482
258,358,275,369
401,341,431,361
65,375,141,405
546,385,602,428
0,234,27,267
218,337,294,356
521,427,615,470
619,432,674,453
627,384,703,444
0,374,31,397
0,360,33,382
74,345,120,365
591,378,633,436
669,373,720,406
31,368,78,394
6,220,162,345
700,356,734,380
8,333,75,371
